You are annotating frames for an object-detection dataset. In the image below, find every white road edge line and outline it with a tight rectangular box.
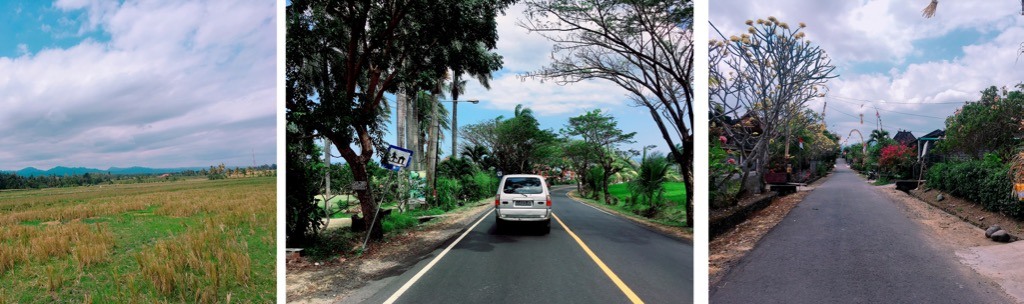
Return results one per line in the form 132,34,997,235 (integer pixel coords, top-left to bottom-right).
383,208,494,304
566,191,615,216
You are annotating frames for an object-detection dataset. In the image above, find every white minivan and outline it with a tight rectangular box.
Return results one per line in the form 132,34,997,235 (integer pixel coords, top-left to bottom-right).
494,174,551,234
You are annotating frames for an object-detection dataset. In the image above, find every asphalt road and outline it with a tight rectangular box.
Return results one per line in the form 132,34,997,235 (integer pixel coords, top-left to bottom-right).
711,159,1011,303
350,186,693,304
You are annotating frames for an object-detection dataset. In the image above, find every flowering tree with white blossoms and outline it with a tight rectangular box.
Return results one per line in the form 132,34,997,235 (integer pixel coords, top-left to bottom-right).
709,17,837,196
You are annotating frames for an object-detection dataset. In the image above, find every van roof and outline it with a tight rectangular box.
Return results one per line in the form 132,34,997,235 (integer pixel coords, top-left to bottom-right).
501,174,544,178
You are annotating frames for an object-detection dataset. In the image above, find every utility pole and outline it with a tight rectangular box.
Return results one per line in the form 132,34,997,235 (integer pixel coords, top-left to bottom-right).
446,99,478,161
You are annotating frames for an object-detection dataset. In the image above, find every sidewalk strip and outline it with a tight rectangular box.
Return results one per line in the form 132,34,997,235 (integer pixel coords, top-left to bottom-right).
552,212,645,304
383,209,494,304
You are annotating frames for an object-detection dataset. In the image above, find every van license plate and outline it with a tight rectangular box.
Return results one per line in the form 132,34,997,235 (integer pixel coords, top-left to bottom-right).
513,200,532,207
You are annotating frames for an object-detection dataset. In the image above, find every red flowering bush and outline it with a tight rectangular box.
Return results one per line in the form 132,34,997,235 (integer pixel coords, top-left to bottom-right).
879,144,916,179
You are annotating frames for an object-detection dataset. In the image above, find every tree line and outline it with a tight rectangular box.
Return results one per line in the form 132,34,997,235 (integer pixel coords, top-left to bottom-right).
0,164,277,190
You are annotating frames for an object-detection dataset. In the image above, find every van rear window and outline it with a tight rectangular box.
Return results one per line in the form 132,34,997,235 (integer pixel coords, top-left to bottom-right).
503,177,543,194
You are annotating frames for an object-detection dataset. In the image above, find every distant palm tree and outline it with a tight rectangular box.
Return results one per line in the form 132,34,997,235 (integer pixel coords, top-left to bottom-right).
514,104,534,119
867,129,891,146
461,145,492,168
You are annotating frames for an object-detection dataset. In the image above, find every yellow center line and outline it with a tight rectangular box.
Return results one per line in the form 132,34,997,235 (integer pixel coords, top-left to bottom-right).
552,212,644,304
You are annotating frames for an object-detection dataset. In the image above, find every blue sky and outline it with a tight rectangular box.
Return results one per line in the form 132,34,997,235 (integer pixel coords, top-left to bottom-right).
711,0,1024,144
0,0,276,170
329,2,680,164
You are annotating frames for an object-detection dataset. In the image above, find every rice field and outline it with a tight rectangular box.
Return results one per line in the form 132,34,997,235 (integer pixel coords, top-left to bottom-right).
0,177,275,303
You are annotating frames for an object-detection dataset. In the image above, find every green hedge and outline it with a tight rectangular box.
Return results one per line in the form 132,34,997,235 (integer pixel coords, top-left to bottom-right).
927,159,1019,218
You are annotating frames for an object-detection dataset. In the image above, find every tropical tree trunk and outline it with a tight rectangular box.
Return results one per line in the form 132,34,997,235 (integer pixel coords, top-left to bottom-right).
452,100,458,159
337,138,383,241
409,92,421,171
682,146,693,227
451,73,461,160
601,161,613,204
426,92,439,202
397,90,406,149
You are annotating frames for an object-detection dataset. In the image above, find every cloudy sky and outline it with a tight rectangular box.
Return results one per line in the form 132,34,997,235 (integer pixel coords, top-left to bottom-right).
711,0,1024,144
368,2,679,162
0,0,276,170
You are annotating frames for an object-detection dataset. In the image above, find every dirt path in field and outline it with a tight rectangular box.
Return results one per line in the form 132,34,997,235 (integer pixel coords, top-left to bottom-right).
286,201,492,303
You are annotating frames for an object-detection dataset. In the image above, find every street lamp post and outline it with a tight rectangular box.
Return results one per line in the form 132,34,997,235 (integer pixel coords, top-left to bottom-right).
424,99,479,202
443,99,479,160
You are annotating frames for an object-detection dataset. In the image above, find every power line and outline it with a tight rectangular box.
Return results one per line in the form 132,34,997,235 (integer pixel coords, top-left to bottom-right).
830,94,967,105
827,104,941,135
826,97,947,119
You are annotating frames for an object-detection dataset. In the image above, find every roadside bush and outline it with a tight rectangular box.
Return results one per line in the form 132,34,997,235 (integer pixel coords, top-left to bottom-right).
879,144,916,180
629,152,670,217
709,140,740,209
434,177,462,211
382,212,419,233
437,158,497,204
470,172,498,199
927,156,1019,218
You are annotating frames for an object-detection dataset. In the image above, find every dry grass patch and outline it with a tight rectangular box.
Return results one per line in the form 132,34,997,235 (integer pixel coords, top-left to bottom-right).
135,219,252,303
1,220,114,275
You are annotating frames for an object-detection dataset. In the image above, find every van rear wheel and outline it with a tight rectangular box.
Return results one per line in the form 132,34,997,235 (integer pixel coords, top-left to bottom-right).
542,219,551,234
495,217,504,234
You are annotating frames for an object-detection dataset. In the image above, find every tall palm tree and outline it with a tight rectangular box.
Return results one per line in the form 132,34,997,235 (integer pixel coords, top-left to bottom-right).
449,42,498,160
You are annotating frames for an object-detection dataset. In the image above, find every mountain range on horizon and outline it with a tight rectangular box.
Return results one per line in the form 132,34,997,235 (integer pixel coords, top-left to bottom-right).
2,166,210,177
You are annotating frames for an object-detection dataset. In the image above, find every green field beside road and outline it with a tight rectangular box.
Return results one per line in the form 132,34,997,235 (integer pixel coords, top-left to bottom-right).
0,177,275,303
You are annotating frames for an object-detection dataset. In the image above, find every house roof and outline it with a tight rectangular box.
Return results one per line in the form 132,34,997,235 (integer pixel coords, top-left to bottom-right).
919,129,945,140
893,130,916,146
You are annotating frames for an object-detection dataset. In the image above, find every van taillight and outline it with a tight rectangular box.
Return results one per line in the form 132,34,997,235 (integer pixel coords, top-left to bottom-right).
495,196,500,206
546,195,552,206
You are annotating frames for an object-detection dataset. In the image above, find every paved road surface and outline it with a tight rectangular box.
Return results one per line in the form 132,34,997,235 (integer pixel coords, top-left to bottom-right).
711,159,1011,303
347,186,692,304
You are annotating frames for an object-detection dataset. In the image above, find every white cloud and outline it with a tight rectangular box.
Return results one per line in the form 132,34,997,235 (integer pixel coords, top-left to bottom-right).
713,0,1024,140
0,0,275,169
468,3,638,116
465,74,630,116
493,3,556,73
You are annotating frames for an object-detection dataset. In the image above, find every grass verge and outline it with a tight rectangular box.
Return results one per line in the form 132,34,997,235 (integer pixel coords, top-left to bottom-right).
605,182,687,226
567,189,691,241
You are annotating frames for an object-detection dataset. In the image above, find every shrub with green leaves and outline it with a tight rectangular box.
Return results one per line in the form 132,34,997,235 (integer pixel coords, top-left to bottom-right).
927,156,1018,218
434,177,463,211
629,152,670,217
382,212,419,232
